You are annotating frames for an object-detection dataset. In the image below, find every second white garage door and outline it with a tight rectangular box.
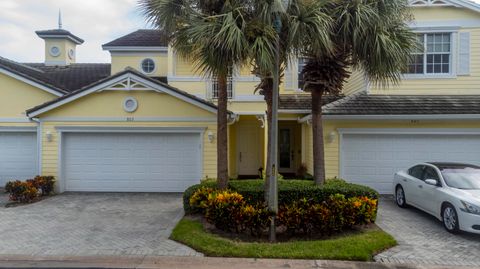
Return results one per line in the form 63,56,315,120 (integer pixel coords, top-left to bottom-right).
63,132,202,192
341,132,480,194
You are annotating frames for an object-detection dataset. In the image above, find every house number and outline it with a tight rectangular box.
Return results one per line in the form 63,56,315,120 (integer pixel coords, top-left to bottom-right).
126,117,135,122
410,120,420,124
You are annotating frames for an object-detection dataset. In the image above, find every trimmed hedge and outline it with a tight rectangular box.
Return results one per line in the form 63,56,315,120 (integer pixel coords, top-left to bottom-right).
183,179,378,214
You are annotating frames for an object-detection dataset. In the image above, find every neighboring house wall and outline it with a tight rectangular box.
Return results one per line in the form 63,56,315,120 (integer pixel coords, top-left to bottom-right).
371,6,480,95
0,73,57,119
342,69,367,96
111,53,168,76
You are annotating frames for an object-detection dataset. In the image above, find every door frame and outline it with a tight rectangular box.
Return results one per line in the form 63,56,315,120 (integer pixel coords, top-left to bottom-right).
55,126,206,193
338,128,480,180
278,126,295,173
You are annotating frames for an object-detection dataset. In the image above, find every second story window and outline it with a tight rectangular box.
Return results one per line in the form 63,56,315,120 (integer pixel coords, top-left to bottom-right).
141,58,155,74
298,58,307,90
211,77,233,99
406,33,451,75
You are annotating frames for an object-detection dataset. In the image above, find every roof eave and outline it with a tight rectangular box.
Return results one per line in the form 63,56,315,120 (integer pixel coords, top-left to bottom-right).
36,33,84,45
102,46,168,52
300,114,480,121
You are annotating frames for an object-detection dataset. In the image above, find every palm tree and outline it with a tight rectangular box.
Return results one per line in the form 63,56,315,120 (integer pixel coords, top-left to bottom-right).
250,0,333,199
300,0,416,185
140,0,252,189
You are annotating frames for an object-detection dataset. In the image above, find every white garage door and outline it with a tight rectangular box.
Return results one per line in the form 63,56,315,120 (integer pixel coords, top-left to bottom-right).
0,132,38,186
341,133,480,194
63,132,202,192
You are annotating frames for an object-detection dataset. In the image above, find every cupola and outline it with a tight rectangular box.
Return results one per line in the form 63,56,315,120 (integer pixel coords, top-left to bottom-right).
36,11,84,66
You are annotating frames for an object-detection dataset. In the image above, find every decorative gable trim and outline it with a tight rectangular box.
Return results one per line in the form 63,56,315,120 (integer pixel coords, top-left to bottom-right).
27,70,222,118
409,0,480,13
0,67,64,97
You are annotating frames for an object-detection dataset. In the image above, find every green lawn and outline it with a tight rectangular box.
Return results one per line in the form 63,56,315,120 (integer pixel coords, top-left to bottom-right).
171,218,396,261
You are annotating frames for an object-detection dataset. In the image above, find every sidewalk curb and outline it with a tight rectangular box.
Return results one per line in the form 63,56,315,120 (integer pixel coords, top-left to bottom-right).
0,255,479,269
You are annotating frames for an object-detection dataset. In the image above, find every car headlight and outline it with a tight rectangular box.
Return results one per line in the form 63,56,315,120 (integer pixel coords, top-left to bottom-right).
461,200,480,215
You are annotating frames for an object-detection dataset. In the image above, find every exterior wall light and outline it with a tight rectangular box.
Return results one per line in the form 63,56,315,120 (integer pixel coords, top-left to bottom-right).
46,131,53,142
208,131,215,143
326,131,337,144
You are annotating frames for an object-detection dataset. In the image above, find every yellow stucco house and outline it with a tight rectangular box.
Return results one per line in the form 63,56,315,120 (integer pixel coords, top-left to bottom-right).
1,0,480,194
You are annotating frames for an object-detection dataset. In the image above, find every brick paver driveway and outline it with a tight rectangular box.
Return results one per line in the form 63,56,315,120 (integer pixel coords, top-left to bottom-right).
375,197,480,266
0,192,200,257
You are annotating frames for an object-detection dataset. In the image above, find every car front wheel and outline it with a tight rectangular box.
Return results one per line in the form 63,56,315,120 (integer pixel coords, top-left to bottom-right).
395,186,407,208
442,203,460,234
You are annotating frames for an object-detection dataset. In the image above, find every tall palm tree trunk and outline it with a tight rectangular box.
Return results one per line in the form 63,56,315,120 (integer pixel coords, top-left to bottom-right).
263,80,273,201
311,89,326,185
217,75,229,189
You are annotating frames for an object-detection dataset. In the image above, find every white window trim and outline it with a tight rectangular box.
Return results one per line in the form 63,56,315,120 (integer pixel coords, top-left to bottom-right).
403,30,458,79
140,58,156,74
207,77,235,100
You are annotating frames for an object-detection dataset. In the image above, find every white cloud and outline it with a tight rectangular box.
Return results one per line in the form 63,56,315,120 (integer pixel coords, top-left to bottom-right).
0,0,151,63
1,0,480,64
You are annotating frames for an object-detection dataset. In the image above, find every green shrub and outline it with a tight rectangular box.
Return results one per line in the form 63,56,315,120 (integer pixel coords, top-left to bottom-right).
189,188,378,236
34,176,56,196
4,180,38,203
189,187,216,214
277,194,378,235
183,179,378,214
5,176,56,204
183,181,217,214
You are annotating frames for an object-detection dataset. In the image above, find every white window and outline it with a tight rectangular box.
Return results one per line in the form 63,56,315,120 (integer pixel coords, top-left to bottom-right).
141,58,155,73
406,33,452,75
298,58,307,89
211,77,233,99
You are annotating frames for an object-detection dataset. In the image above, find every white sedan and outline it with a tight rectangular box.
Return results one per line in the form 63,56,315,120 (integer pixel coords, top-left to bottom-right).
393,162,480,234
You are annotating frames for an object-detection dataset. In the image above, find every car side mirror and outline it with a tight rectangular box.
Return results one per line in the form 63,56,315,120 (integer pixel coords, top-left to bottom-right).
425,179,438,186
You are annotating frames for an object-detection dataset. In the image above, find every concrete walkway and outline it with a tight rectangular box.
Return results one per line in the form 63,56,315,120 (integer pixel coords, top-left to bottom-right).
0,255,478,269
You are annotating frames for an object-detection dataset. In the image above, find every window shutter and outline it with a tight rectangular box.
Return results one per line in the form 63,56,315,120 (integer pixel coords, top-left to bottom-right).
283,61,294,90
458,32,470,76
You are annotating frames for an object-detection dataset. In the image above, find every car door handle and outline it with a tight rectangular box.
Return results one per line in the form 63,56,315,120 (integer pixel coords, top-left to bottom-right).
403,179,407,182
418,185,423,188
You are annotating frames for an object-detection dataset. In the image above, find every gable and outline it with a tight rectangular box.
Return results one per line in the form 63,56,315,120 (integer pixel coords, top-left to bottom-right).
27,71,220,119
410,0,480,13
37,90,216,119
412,5,480,22
0,73,58,118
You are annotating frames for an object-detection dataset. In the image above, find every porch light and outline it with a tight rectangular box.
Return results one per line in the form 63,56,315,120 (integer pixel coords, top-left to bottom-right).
207,131,215,143
46,131,53,142
327,131,337,144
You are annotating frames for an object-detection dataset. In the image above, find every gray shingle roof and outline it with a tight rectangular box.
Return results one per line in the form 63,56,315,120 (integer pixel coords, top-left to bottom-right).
35,29,84,44
323,92,480,115
102,29,168,47
279,94,343,110
0,56,67,94
25,63,111,92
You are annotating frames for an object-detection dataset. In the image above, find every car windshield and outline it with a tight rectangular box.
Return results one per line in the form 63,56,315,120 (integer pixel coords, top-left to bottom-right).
441,167,480,190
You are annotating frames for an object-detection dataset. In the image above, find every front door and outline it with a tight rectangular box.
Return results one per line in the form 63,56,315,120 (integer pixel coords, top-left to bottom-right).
279,128,294,173
237,120,262,176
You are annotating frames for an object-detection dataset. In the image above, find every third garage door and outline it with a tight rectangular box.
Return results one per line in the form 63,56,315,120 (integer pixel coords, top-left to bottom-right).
341,133,480,194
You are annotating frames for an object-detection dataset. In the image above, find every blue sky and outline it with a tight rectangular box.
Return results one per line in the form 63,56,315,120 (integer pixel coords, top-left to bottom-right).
0,0,151,63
